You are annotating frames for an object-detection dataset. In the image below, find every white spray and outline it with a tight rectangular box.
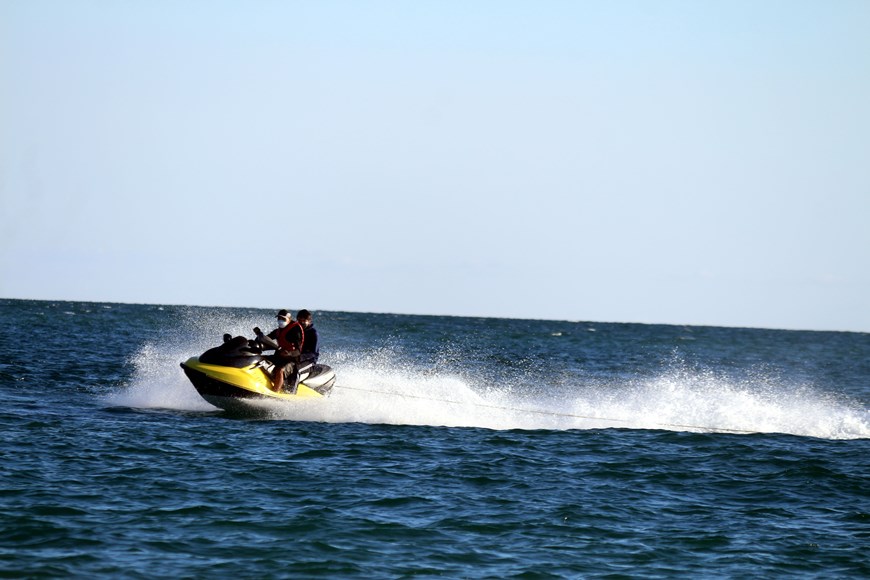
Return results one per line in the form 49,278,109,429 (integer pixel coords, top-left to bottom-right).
105,314,870,440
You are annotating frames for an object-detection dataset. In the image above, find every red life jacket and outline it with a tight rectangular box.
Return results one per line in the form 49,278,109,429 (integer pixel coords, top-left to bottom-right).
276,321,304,352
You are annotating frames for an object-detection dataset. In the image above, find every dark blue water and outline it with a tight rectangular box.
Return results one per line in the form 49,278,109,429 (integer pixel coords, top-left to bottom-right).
1,299,868,577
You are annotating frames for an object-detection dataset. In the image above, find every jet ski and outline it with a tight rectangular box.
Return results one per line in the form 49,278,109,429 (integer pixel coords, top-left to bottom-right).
180,334,336,412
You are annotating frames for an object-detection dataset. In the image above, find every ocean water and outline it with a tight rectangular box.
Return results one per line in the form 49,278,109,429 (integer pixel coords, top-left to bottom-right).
1,299,868,578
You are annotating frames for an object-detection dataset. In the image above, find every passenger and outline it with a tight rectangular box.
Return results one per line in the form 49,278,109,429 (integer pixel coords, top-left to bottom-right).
256,309,304,393
297,309,320,365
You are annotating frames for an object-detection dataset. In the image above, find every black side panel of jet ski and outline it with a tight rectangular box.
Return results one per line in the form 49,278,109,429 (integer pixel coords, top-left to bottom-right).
181,365,258,399
199,336,264,368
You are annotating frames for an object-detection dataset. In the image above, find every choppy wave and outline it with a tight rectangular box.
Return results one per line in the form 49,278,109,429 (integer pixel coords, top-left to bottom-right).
9,300,870,579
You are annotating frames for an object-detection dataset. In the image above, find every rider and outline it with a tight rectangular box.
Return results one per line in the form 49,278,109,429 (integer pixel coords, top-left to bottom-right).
256,309,304,393
297,309,319,365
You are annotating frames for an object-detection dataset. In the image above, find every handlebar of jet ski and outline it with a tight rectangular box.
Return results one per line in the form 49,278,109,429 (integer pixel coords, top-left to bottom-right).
254,332,281,351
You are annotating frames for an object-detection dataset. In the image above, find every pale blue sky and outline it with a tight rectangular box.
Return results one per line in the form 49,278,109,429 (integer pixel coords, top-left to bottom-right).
1,1,868,331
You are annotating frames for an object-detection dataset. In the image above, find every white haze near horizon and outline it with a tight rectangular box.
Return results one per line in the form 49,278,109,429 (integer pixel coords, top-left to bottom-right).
1,1,869,332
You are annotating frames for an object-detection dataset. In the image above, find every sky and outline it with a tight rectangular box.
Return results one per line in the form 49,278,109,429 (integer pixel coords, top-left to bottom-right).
1,1,869,332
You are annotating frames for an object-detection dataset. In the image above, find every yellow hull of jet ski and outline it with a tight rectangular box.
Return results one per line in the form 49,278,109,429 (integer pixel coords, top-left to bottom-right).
180,356,325,406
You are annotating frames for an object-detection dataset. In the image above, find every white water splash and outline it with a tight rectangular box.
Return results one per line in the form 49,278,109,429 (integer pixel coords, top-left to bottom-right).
103,308,260,411
105,322,870,440
104,343,215,411
555,369,870,440
294,356,869,440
